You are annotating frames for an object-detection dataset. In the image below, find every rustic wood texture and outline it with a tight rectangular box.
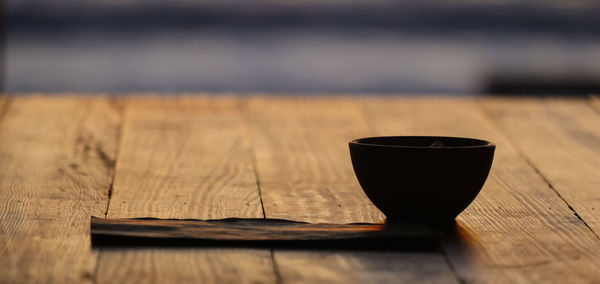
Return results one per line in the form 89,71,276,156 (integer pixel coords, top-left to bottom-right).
107,97,262,219
96,97,276,284
362,98,600,283
480,98,600,237
3,95,600,283
245,97,383,224
97,248,274,284
0,96,120,283
245,97,458,283
273,251,456,284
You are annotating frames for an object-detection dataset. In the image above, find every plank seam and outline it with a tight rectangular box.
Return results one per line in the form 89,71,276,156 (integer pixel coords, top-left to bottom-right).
520,154,599,240
439,242,466,284
93,97,125,284
92,253,102,284
248,140,267,219
269,250,284,284
103,98,125,218
476,100,600,241
358,98,464,284
238,98,267,219
238,98,283,283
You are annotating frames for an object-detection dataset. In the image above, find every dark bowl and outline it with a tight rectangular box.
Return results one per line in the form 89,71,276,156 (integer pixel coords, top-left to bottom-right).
349,136,495,223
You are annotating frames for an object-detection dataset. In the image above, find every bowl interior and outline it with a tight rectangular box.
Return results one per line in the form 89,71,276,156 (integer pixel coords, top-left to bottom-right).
351,136,493,148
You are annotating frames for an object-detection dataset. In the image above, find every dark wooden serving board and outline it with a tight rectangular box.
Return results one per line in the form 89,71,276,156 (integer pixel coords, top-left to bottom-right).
91,217,436,249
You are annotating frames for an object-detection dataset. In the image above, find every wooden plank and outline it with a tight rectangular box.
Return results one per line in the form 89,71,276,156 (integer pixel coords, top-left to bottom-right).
274,251,456,284
481,98,600,237
362,97,600,283
245,97,383,224
245,97,458,283
96,97,276,283
97,248,275,283
91,217,434,247
0,96,120,283
107,97,263,219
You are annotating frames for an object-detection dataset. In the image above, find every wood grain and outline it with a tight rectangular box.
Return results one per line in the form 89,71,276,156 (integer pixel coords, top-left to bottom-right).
481,98,600,237
98,248,274,284
0,96,120,283
274,251,455,284
96,97,276,283
108,97,262,219
245,97,383,224
362,97,600,283
245,97,458,283
4,95,600,283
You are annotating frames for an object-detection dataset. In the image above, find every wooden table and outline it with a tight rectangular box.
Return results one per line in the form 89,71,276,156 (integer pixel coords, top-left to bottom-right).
1,95,599,283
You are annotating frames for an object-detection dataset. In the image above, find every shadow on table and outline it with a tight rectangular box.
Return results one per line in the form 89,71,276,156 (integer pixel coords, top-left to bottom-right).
95,240,439,253
438,220,485,274
95,246,451,282
92,220,483,280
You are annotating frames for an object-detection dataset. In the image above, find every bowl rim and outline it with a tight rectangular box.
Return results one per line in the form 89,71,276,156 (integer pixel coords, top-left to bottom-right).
349,136,495,149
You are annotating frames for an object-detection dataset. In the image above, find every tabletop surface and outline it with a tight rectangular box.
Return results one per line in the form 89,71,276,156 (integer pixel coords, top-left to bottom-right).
1,95,599,283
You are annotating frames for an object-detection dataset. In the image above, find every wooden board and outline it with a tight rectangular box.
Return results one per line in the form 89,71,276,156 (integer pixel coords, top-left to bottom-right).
273,251,456,284
96,97,277,283
245,97,383,224
107,97,263,219
97,248,275,283
0,96,120,283
480,98,600,237
362,97,600,283
90,217,434,248
245,97,458,283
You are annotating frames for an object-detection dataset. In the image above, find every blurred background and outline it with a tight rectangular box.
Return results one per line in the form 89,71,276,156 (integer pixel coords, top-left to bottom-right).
3,0,600,95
